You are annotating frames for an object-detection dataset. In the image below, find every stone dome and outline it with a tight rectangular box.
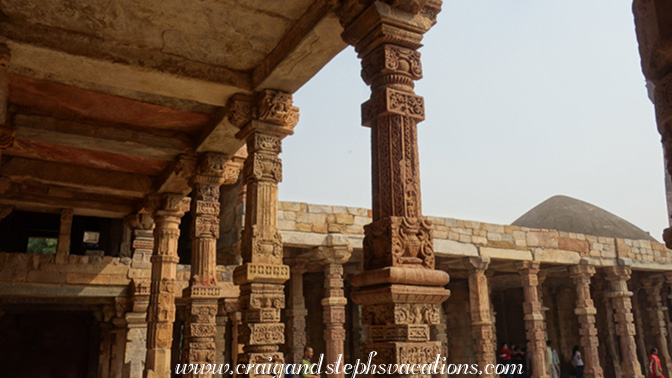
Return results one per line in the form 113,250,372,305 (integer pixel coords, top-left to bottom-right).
512,195,657,241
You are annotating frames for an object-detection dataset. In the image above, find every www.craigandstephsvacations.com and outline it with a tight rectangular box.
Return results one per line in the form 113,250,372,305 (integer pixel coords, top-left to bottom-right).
175,352,523,377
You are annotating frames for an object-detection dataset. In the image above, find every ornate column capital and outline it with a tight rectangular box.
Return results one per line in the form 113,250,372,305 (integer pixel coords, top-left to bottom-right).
466,255,490,272
516,260,541,276
124,213,154,230
228,90,299,137
143,193,191,216
312,235,353,265
569,264,596,278
192,152,240,187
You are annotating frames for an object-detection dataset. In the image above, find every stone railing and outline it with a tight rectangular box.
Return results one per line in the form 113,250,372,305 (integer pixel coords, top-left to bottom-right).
0,252,238,298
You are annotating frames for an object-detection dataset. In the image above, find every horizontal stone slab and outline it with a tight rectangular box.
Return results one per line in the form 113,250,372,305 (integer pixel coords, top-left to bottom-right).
480,247,532,261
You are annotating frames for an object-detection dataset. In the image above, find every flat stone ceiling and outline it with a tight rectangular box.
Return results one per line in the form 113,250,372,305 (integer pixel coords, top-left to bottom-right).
1,0,315,71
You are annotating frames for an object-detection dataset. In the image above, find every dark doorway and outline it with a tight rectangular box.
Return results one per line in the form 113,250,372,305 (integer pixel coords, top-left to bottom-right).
0,310,97,378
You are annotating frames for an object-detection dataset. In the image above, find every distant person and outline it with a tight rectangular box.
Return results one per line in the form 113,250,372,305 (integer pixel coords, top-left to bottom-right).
547,340,560,378
649,348,665,378
512,345,525,377
499,343,513,378
301,347,320,378
572,345,584,378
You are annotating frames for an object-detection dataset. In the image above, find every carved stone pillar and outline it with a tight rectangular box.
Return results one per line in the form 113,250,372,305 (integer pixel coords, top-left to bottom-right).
225,300,242,378
569,264,604,378
430,305,448,378
144,194,190,378
337,1,450,374
517,261,549,378
124,213,155,260
313,236,352,378
125,279,150,378
632,285,650,374
286,261,308,365
228,90,298,377
642,276,672,377
594,277,622,378
467,257,496,378
182,153,239,377
215,304,228,378
604,266,644,378
56,208,74,264
664,273,672,359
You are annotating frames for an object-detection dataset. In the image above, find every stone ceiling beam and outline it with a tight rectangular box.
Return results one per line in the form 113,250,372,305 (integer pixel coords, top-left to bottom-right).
3,157,152,199
12,114,191,161
252,1,347,92
0,186,135,218
3,40,249,107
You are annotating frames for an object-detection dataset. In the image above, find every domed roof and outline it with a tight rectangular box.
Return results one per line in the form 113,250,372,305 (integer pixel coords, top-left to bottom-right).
512,195,657,241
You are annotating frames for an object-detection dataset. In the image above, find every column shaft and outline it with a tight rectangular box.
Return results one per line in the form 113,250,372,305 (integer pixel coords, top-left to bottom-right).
286,264,307,365
125,280,150,378
569,265,604,378
604,266,644,378
323,263,347,378
631,289,649,374
144,194,189,378
517,261,548,378
642,277,672,377
338,1,450,373
468,257,496,378
229,90,298,378
183,153,238,377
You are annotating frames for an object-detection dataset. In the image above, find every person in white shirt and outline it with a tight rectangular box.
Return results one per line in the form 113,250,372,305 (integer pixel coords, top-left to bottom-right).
572,345,584,378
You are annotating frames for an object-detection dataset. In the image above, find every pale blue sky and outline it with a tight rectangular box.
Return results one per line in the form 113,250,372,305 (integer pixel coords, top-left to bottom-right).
280,1,667,240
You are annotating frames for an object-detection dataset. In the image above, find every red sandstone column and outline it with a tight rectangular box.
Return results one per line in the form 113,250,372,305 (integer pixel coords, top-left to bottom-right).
228,90,298,377
604,266,644,378
569,265,604,378
286,261,308,365
632,286,650,374
125,279,150,378
337,1,450,373
314,236,352,378
664,274,672,360
144,194,190,378
467,256,497,378
517,261,549,378
642,276,672,377
182,153,239,377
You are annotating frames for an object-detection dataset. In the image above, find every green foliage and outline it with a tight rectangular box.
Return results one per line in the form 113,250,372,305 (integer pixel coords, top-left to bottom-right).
27,238,58,254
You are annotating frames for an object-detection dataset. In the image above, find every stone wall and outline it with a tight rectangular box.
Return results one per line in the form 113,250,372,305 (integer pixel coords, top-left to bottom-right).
275,202,672,268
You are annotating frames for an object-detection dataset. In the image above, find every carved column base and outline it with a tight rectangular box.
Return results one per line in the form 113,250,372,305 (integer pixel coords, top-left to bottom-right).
234,264,288,378
352,268,449,377
182,290,220,378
